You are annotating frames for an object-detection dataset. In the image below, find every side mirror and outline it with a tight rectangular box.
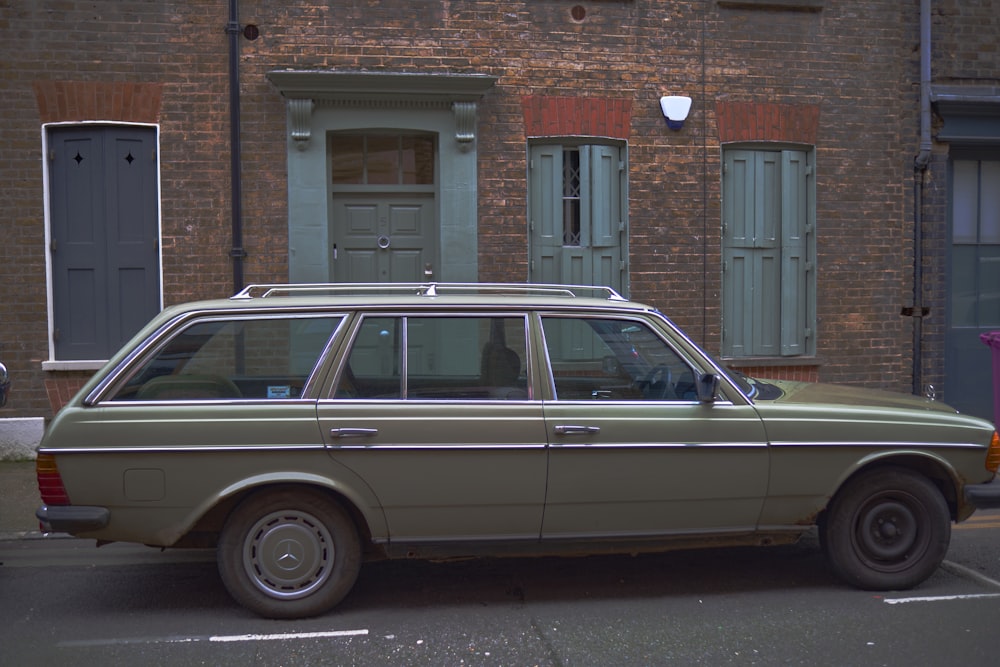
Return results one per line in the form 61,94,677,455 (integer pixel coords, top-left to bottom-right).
696,372,719,403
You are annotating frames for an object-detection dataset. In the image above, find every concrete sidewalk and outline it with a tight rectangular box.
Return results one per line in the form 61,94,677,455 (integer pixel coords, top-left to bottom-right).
0,461,43,539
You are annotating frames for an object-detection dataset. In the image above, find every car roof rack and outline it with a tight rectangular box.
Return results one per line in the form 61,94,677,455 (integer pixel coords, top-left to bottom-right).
231,282,626,301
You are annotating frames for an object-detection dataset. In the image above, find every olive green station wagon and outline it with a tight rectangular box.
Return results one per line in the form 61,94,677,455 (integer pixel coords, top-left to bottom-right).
36,283,1000,618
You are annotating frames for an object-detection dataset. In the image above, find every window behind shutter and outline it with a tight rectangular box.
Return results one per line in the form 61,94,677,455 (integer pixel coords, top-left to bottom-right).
529,143,626,296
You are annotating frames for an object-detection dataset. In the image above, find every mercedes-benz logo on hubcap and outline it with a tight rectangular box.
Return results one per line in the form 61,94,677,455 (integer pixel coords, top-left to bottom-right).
274,539,304,571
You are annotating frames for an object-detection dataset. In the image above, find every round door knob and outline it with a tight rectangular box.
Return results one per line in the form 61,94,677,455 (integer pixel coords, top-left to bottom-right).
377,235,391,249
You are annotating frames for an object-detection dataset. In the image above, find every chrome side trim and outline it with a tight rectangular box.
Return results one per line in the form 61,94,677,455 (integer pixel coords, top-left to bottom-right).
37,443,547,454
548,441,768,449
37,444,329,454
329,443,548,451
93,398,319,407
767,440,987,449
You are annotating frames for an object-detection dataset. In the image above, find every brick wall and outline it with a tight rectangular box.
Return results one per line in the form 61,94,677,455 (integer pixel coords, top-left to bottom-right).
3,1,994,415
1,2,235,417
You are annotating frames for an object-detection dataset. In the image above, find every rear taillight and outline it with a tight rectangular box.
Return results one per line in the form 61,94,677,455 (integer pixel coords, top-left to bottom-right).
36,453,71,505
986,432,1000,474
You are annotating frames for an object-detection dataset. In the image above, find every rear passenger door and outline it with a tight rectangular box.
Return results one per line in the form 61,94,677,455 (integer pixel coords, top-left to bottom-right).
318,313,548,543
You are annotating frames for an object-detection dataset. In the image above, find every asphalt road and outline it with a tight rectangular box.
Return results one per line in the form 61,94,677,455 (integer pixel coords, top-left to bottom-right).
2,514,999,666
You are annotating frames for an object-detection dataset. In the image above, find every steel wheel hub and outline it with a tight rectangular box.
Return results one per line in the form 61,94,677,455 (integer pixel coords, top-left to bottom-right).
243,510,334,600
857,499,919,563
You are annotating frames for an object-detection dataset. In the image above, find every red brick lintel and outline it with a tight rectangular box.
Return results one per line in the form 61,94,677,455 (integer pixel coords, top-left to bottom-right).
716,101,820,144
33,81,164,124
522,95,633,139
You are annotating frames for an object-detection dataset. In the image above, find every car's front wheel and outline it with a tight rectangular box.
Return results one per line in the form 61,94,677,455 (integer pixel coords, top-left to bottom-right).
821,467,951,590
217,487,361,619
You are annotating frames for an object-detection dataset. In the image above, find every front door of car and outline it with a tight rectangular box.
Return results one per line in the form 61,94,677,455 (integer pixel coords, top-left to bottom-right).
538,315,770,538
318,313,547,542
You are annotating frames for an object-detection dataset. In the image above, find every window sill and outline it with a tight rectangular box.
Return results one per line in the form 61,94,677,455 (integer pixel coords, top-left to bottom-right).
42,360,107,372
722,357,822,368
718,0,823,10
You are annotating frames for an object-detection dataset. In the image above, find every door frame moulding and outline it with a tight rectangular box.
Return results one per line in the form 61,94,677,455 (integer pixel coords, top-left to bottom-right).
268,71,497,285
267,71,497,150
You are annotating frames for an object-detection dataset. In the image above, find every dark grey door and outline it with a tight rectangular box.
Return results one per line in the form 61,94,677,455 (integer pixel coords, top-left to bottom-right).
945,157,1000,420
49,126,160,360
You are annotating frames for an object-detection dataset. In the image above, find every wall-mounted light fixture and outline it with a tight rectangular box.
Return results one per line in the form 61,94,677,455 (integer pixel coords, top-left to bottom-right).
659,95,692,130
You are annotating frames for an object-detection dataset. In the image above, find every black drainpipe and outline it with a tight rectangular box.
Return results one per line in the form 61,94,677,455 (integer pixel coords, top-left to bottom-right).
226,0,246,293
910,0,932,395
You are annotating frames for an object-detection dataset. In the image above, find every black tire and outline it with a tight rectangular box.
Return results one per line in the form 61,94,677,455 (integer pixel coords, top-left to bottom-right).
821,467,950,591
217,488,362,619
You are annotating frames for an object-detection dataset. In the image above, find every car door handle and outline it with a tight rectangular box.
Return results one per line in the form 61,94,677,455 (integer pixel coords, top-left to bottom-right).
553,425,601,435
329,427,379,438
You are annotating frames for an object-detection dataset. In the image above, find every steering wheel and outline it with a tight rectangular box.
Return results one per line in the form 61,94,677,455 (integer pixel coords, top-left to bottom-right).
642,365,673,400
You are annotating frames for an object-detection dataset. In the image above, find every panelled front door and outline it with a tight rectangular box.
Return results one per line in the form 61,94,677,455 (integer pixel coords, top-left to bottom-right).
330,196,436,283
328,132,438,284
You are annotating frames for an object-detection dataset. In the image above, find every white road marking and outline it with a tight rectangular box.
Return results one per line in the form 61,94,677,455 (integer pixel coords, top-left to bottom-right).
59,629,368,648
206,630,369,643
883,593,1000,605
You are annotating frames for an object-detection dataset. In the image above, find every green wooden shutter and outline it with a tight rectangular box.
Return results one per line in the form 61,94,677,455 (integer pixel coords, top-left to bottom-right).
724,150,780,356
588,145,623,291
754,152,782,357
723,149,813,357
529,145,563,283
780,150,810,356
722,151,754,357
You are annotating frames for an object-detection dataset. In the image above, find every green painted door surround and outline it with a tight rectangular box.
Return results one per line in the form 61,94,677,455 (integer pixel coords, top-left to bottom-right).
267,71,497,284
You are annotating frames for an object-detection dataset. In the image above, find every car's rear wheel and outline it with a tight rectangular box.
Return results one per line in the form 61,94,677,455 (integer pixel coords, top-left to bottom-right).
217,488,361,618
821,467,950,590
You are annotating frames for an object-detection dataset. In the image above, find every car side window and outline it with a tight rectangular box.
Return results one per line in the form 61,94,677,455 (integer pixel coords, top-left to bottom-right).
541,316,696,401
110,315,342,401
336,315,529,400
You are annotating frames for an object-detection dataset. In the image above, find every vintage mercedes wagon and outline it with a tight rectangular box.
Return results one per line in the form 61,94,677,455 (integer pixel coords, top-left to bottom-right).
36,283,1000,618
